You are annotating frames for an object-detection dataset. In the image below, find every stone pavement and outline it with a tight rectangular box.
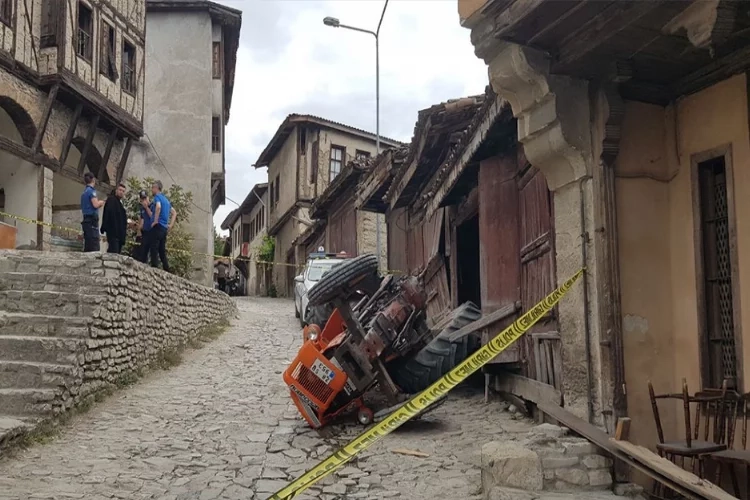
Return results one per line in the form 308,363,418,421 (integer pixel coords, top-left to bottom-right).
0,298,624,499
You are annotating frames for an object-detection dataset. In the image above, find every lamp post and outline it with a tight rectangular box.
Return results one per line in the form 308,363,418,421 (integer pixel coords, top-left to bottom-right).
324,0,388,268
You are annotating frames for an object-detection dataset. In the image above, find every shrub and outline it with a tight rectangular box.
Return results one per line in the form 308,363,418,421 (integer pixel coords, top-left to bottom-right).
123,177,194,279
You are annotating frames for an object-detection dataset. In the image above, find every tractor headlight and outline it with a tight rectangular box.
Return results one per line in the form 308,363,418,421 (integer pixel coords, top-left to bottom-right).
309,331,318,341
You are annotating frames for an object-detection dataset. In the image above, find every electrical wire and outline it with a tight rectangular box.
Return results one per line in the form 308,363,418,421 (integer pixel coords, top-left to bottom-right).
144,132,214,216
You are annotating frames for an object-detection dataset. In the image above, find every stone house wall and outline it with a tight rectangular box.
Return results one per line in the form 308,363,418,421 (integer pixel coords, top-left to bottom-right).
0,251,236,420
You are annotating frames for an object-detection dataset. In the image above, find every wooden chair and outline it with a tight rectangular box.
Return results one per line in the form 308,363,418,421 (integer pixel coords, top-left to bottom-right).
712,392,750,499
647,378,733,499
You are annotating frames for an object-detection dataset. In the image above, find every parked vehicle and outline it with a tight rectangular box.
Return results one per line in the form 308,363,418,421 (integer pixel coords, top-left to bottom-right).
294,250,349,327
284,253,481,428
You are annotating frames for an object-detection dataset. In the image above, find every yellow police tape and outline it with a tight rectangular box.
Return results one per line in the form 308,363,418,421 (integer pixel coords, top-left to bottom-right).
268,269,584,500
0,210,403,273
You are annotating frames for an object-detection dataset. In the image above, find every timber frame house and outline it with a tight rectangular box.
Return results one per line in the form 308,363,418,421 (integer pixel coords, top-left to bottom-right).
0,0,145,249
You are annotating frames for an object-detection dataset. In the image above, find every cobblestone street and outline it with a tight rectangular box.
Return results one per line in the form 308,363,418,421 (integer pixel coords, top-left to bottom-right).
0,298,524,500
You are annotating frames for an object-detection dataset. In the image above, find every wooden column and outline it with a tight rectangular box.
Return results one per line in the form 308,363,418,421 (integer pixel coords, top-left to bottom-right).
77,115,100,175
31,84,59,153
115,137,133,185
59,103,83,168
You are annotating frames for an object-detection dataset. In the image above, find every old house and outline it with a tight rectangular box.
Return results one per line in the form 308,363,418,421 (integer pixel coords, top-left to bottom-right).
126,0,241,286
308,156,388,261
0,0,145,250
455,0,750,464
220,182,268,296
254,114,400,297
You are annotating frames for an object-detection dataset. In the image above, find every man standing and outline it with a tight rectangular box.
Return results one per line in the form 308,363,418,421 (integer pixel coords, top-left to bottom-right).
80,172,104,252
216,259,228,293
137,190,153,263
101,183,127,254
148,181,177,272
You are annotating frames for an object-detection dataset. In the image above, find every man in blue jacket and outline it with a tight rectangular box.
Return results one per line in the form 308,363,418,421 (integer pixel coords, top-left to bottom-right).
80,172,104,252
147,181,177,272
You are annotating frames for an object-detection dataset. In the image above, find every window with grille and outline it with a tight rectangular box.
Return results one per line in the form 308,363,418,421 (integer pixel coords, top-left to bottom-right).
697,155,738,389
355,150,370,161
212,117,221,152
269,181,274,208
76,2,93,61
242,223,250,243
329,145,344,181
122,40,137,94
41,0,58,47
100,23,118,80
274,176,280,207
212,42,222,79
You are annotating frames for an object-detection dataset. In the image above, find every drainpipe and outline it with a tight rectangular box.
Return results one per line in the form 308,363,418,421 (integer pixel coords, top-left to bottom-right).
579,175,595,423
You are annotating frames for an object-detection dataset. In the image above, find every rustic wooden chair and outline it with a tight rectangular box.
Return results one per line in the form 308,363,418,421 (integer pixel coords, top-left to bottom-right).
647,379,733,499
712,392,750,499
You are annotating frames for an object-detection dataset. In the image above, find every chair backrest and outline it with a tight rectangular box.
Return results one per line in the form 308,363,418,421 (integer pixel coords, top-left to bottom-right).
648,378,736,449
727,392,750,451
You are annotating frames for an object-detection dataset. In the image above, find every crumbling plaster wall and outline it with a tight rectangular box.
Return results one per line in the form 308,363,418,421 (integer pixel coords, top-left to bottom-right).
356,210,387,267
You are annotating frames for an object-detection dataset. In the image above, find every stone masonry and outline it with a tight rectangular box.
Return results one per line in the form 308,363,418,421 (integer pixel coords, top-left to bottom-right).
0,250,236,447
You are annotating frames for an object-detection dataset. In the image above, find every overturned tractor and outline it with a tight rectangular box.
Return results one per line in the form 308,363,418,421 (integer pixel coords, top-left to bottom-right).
283,253,481,429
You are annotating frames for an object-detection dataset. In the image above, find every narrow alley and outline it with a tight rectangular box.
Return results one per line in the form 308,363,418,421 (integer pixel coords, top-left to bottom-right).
0,298,526,500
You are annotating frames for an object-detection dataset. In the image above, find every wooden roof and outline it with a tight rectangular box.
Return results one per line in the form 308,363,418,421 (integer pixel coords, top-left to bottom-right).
470,0,750,104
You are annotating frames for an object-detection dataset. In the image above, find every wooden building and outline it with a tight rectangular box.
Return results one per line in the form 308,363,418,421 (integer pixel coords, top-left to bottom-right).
0,0,145,250
455,0,750,467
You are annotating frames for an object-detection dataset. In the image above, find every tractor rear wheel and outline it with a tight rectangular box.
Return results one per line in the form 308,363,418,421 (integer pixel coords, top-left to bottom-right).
307,254,379,307
390,302,482,394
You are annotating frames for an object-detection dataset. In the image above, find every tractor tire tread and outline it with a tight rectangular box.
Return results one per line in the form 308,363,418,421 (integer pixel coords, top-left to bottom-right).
307,254,379,307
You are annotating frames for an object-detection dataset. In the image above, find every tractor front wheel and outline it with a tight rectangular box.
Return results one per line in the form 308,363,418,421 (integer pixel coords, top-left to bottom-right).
307,254,379,307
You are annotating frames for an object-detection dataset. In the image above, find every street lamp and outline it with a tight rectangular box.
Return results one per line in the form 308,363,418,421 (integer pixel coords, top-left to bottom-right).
324,1,389,269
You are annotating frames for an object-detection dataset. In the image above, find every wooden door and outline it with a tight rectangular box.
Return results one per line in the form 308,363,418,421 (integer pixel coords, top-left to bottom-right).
328,197,357,255
421,209,451,326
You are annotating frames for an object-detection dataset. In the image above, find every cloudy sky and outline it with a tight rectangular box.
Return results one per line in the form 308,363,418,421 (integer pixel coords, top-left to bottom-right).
213,0,489,230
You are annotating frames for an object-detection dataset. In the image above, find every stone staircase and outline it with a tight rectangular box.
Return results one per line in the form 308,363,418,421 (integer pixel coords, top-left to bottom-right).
0,256,102,447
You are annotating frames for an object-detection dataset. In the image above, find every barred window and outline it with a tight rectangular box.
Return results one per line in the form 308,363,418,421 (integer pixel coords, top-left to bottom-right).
122,40,137,94
329,146,344,181
76,2,93,61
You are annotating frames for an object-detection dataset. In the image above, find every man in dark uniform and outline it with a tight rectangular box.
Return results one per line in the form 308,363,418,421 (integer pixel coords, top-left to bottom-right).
80,172,104,252
101,183,127,254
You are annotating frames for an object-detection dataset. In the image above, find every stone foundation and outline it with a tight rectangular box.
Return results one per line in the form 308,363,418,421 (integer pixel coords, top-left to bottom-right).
0,251,237,430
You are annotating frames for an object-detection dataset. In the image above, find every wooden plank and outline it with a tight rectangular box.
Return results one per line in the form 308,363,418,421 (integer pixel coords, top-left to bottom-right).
59,103,83,168
77,114,100,175
100,127,118,181
615,417,631,441
31,83,59,153
445,301,518,343
115,137,133,186
537,402,719,500
494,372,562,406
0,136,59,171
610,439,737,500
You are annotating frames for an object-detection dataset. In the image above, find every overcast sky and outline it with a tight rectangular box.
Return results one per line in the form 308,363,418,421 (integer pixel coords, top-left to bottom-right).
213,0,489,231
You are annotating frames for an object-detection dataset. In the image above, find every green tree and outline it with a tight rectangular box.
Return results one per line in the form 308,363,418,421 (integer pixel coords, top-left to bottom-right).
213,227,226,257
123,177,194,279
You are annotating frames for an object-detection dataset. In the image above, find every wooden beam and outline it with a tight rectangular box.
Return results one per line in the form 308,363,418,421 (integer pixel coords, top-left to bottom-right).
673,44,750,98
59,103,83,169
494,372,562,406
100,127,118,181
445,302,518,343
31,84,59,153
492,0,545,39
77,114,100,175
115,137,133,185
614,417,631,441
610,440,737,500
0,136,59,171
556,1,664,68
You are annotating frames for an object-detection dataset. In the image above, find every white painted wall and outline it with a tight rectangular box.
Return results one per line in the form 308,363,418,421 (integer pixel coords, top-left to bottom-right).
0,107,39,248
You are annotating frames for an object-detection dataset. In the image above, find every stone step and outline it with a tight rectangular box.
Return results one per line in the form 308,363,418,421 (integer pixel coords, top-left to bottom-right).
0,290,102,317
0,313,92,337
0,415,36,448
0,388,58,417
0,272,111,293
0,361,81,389
0,336,84,365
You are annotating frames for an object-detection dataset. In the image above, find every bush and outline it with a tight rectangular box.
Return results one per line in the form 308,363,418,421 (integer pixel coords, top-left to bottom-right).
123,177,194,279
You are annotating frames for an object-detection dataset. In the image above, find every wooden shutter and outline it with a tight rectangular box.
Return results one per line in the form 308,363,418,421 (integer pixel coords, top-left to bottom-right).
41,0,59,48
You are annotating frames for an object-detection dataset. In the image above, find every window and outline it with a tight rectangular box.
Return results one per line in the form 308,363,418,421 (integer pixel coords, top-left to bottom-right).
0,0,12,27
76,2,93,61
355,150,370,161
100,22,118,80
275,176,280,207
269,181,274,207
122,39,137,94
329,145,344,181
212,41,222,79
41,0,58,47
242,223,250,243
212,117,221,152
696,153,739,389
299,128,306,154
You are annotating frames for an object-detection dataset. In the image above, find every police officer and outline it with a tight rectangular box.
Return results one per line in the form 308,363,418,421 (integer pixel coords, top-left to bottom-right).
80,172,104,252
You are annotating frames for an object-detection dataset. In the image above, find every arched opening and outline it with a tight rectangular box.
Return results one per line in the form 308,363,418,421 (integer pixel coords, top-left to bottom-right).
51,137,108,249
0,97,40,249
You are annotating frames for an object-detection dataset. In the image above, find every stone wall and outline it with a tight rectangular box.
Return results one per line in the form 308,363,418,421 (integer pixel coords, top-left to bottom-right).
0,251,236,423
